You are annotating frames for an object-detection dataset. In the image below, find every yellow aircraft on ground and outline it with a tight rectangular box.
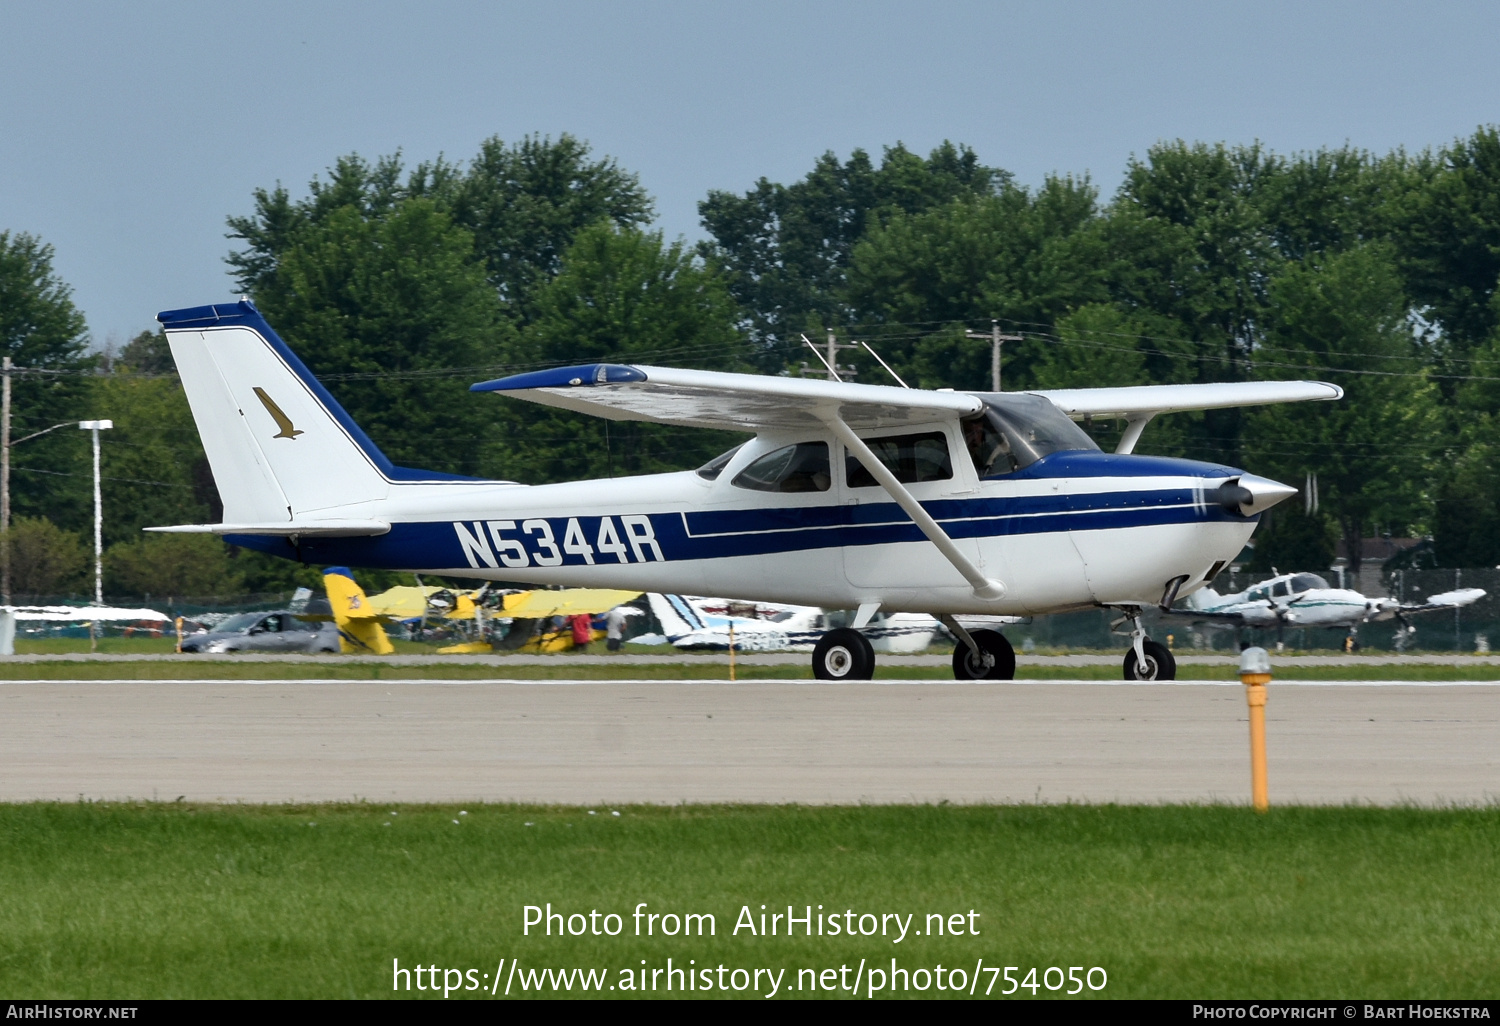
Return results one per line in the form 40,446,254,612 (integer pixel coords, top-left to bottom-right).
435,587,642,654
321,567,640,655
321,566,396,654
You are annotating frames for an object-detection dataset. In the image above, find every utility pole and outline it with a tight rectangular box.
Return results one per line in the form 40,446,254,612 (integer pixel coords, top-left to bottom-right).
965,320,1023,392
1,357,10,604
79,420,112,608
799,330,861,380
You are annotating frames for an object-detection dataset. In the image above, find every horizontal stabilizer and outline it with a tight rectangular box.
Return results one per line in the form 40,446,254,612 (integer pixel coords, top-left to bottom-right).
145,520,391,537
1404,588,1487,613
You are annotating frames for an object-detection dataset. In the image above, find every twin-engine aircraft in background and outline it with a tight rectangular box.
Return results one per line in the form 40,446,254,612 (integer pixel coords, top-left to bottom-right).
151,300,1341,680
1168,570,1485,645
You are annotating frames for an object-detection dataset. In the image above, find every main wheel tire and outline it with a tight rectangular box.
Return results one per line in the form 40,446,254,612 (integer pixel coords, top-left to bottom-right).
812,628,875,680
952,628,1016,680
1123,639,1176,680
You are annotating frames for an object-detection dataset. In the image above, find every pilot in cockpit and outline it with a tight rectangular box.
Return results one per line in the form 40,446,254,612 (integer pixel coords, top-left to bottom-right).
963,415,1016,476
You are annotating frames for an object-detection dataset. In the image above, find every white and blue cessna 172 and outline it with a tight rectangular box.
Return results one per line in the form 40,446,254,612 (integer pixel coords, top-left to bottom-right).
151,300,1341,681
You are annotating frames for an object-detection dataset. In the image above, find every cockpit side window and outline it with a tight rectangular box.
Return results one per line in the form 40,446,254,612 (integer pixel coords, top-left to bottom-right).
845,431,953,488
972,393,1099,476
731,442,831,493
1272,581,1289,598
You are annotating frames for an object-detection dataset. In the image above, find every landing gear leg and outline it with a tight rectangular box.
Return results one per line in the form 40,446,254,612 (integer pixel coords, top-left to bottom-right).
938,615,1015,680
1113,607,1176,680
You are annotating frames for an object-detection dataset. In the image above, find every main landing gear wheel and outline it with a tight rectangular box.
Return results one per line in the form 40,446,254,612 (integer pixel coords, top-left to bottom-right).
1123,639,1176,680
812,628,875,680
952,629,1016,680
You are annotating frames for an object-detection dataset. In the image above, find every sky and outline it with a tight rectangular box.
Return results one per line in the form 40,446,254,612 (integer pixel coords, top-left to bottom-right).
2,0,1499,346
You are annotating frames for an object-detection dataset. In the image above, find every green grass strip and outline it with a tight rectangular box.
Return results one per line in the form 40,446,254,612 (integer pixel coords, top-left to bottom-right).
1,803,1498,998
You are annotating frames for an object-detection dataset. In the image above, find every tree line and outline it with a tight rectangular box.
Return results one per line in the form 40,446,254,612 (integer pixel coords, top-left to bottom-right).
4,129,1500,599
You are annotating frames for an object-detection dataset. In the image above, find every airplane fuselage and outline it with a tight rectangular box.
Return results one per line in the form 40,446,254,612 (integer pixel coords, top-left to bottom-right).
228,442,1258,618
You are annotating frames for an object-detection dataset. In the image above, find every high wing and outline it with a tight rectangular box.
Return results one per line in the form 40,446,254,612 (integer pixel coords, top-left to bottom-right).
470,364,982,431
1025,381,1343,454
1026,381,1345,419
473,365,1343,435
502,589,644,618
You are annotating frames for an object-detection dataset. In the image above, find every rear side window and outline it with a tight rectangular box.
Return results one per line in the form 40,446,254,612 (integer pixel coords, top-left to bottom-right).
732,442,831,493
846,431,953,488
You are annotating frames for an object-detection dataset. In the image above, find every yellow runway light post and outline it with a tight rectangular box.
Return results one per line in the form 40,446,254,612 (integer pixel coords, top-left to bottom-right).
1239,646,1271,812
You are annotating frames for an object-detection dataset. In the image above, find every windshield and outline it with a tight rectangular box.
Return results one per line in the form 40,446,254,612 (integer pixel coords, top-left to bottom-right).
216,612,266,634
966,393,1098,475
1291,573,1330,592
696,444,743,481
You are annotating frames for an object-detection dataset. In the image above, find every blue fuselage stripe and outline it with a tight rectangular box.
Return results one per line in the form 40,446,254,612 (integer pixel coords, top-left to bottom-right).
227,487,1250,570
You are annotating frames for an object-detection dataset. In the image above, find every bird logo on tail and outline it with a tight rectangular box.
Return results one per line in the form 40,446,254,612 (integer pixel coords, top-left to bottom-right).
253,387,303,439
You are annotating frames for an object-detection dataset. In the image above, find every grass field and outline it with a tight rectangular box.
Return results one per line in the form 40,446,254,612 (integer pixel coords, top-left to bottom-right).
1,803,1498,999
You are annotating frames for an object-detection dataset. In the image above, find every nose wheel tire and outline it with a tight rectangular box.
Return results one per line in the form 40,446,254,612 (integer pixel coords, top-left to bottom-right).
812,628,876,680
1123,639,1176,680
952,628,1016,680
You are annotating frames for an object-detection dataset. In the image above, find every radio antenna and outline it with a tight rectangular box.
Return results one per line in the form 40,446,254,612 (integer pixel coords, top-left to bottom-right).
800,334,842,382
859,340,909,388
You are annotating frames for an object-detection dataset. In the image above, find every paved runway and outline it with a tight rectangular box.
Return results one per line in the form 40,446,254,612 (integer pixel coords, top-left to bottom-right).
2,679,1497,805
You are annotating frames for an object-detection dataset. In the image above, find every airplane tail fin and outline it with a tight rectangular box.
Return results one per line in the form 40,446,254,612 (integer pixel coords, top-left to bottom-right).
323,566,395,655
646,593,706,641
157,300,480,525
1185,587,1222,610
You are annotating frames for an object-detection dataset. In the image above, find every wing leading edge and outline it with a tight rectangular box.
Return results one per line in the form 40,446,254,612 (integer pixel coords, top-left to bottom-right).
473,365,1343,432
471,364,982,432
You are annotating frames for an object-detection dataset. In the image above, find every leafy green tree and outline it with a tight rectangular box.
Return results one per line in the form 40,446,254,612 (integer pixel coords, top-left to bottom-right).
1395,127,1500,365
1432,289,1500,565
227,135,652,322
89,370,215,546
115,329,176,376
490,223,750,482
1244,244,1442,567
444,136,654,317
0,232,94,530
843,176,1108,389
106,533,244,601
2,516,87,598
1247,507,1338,573
247,199,513,477
699,142,1008,364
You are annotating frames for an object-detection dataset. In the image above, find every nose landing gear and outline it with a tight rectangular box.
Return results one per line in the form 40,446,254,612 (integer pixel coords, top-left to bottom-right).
1113,607,1176,680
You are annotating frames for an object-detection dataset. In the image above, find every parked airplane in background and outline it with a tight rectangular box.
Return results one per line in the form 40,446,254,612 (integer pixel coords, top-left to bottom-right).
1169,571,1485,643
152,300,1340,680
647,593,937,653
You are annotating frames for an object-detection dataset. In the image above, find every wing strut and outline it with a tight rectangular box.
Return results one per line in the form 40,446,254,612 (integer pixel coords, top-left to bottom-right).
1115,413,1156,454
822,414,1006,602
